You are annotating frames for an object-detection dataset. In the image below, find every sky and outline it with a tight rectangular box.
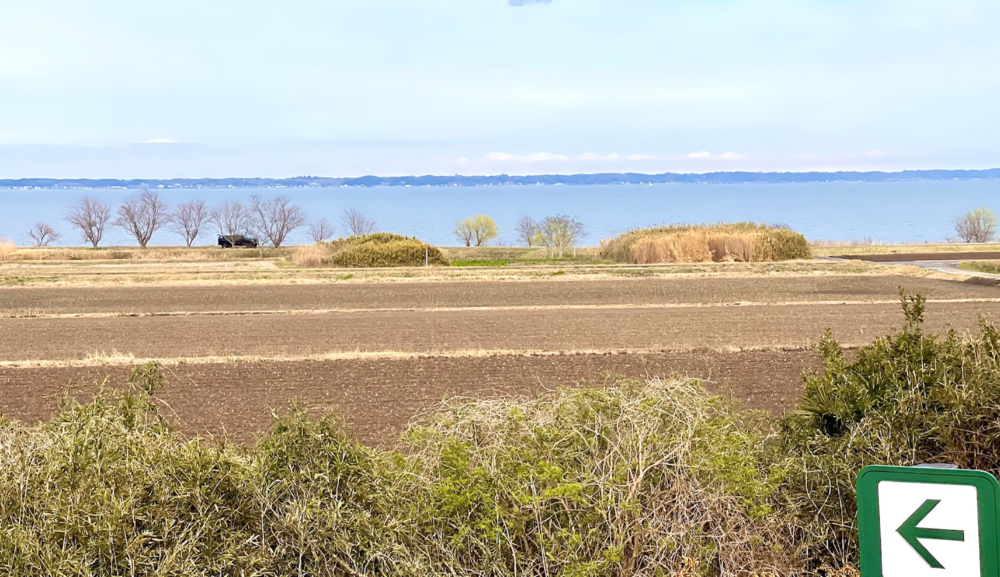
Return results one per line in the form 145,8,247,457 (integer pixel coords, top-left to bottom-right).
1,0,999,178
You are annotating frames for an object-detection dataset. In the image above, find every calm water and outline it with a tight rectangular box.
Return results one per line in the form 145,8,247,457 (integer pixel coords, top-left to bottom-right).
1,181,998,247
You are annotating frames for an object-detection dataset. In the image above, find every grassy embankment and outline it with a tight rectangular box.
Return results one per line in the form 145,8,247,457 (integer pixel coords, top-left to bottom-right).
2,294,999,574
959,260,1000,274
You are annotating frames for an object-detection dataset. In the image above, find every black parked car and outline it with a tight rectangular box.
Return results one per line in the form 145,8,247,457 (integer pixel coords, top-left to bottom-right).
218,234,259,248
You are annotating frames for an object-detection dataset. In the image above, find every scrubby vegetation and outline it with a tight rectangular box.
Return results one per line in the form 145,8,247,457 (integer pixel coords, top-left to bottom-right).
959,260,1000,274
4,294,1000,575
599,223,811,264
324,233,449,267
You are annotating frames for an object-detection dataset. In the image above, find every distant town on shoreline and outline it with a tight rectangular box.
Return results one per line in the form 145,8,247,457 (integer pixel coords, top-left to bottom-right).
3,168,1000,190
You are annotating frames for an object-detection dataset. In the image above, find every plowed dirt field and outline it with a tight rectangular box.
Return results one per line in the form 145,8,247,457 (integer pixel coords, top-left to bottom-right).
0,349,821,445
1,273,997,445
0,301,995,361
1,275,995,315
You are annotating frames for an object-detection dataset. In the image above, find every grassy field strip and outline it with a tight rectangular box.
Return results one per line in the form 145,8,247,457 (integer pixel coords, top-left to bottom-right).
0,344,841,369
5,296,1000,320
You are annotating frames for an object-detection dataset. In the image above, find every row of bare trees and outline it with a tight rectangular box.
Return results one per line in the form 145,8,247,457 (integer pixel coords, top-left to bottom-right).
53,191,378,248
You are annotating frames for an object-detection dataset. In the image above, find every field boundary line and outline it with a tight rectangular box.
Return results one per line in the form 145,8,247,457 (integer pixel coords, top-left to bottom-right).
0,344,863,369
5,297,1000,320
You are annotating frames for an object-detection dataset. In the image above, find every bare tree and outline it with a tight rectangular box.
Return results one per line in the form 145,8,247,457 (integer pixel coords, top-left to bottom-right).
115,190,169,248
341,208,377,236
955,207,998,243
515,216,542,247
66,197,112,248
171,199,209,247
309,218,335,243
27,222,61,247
210,200,253,238
541,215,585,257
250,195,307,247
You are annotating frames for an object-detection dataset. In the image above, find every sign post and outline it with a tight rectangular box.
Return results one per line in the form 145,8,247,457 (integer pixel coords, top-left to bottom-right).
857,465,1000,577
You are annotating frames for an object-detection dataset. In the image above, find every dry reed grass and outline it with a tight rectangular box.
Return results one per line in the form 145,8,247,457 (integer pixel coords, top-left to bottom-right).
0,239,16,263
601,223,811,264
292,243,330,267
630,232,761,263
6,246,292,262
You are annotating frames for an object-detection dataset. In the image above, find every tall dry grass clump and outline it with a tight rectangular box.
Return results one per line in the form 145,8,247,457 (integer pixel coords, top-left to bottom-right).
0,239,15,263
600,223,810,264
325,232,449,267
291,243,331,267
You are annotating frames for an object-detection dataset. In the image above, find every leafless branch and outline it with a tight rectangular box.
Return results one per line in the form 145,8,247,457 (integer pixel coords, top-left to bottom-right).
308,218,335,243
210,200,253,238
515,216,541,247
250,195,307,247
115,190,169,248
171,200,209,247
65,197,112,248
341,208,377,236
27,222,61,247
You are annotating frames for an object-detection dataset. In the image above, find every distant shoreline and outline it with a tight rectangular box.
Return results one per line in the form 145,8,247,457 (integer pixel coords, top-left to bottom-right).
2,169,999,190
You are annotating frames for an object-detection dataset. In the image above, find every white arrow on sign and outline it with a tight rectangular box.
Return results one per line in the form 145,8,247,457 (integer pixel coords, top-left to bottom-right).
878,481,980,577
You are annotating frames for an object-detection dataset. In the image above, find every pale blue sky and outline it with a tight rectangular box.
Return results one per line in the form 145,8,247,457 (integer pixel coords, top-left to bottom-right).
1,0,998,177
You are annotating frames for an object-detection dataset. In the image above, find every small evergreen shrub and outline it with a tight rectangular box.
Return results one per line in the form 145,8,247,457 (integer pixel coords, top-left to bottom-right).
324,233,449,267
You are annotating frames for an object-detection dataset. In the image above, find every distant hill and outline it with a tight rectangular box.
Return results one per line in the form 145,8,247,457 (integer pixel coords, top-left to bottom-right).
2,169,1000,189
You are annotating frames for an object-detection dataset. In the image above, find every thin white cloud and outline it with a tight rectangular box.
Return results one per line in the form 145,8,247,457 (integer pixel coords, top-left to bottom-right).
472,150,891,172
143,138,180,144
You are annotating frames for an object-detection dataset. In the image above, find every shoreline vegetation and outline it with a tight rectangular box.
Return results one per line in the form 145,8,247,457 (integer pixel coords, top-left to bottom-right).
3,168,1000,189
3,296,1000,574
599,223,812,264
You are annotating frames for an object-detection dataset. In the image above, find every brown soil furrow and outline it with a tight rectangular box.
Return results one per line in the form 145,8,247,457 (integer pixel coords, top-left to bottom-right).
4,297,1000,320
0,349,822,445
0,302,995,362
1,275,996,316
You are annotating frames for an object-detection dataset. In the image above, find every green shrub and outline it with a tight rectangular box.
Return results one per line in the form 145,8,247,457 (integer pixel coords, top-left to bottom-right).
599,222,811,263
324,233,449,267
777,290,1000,567
0,367,801,575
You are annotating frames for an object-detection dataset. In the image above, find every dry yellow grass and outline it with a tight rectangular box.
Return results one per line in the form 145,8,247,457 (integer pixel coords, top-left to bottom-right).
6,245,292,262
0,343,830,369
291,243,330,267
0,239,16,263
631,232,768,263
633,232,712,263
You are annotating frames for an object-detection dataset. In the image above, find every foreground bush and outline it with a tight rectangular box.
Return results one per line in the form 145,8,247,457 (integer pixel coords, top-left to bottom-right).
599,223,811,263
776,291,1000,566
0,367,800,575
325,232,449,267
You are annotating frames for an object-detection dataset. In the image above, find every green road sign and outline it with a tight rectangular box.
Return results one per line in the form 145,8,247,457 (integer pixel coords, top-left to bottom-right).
857,465,1000,577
